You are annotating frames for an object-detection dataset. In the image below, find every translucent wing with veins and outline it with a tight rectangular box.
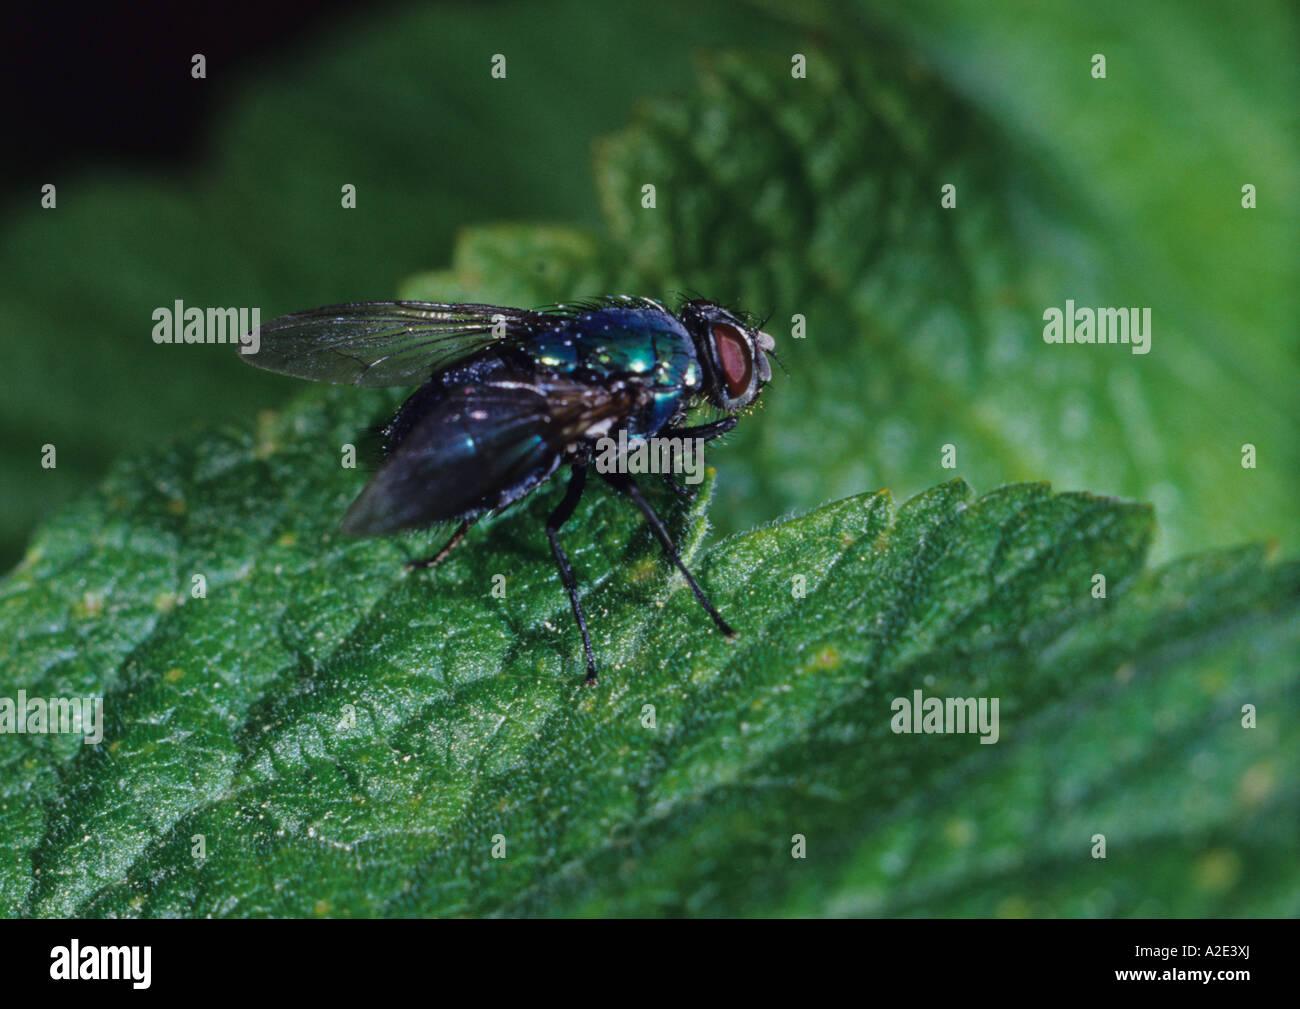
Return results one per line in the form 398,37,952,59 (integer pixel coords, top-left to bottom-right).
240,301,553,387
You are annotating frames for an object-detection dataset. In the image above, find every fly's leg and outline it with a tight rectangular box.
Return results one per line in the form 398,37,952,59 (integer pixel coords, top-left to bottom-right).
405,518,477,570
547,463,598,685
658,417,739,500
665,417,738,443
600,471,736,638
662,474,695,500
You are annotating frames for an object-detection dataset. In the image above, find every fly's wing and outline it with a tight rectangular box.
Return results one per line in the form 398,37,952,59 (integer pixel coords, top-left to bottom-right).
240,302,555,387
339,373,651,537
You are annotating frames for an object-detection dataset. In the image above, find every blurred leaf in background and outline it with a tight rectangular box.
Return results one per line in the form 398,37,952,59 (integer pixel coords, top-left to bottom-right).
3,0,1295,570
585,7,1297,559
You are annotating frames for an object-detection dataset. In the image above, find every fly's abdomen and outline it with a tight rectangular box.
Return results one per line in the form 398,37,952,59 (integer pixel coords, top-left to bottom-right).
340,364,562,535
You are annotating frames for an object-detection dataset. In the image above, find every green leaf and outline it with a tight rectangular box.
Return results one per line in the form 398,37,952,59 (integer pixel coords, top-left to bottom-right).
1,375,1296,915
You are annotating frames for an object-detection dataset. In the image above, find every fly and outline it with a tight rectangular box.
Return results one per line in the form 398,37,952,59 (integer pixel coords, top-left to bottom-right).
239,295,776,685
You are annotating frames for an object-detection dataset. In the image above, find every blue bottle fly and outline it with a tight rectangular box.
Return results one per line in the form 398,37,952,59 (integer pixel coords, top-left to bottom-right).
240,296,776,684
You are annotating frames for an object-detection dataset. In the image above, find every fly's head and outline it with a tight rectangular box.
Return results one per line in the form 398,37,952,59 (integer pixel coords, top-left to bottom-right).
678,299,776,412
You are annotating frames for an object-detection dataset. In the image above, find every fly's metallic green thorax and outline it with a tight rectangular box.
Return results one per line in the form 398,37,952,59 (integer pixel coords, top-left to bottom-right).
239,294,776,685
524,306,703,436
528,307,701,389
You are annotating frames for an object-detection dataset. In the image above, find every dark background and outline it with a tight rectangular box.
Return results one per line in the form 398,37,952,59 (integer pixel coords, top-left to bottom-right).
5,5,362,198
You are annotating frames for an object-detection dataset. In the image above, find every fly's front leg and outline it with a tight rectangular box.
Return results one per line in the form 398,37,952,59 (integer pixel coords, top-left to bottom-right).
665,417,737,443
657,417,738,499
547,462,598,685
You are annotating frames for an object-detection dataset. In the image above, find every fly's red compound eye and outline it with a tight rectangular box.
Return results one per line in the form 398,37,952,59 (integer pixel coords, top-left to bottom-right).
712,323,753,399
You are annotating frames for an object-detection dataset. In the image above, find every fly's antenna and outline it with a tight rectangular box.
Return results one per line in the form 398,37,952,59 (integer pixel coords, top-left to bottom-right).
763,319,789,376
752,308,787,374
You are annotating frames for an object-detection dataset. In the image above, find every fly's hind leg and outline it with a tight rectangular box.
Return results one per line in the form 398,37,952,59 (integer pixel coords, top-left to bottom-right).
405,517,478,570
600,471,735,638
546,463,599,685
